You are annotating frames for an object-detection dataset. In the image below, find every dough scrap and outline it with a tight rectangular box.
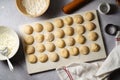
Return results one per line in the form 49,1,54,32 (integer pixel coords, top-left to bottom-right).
24,35,34,45
28,54,37,63
33,23,43,32
48,52,59,62
25,45,35,54
38,53,48,63
79,46,89,55
73,15,84,24
23,25,33,34
36,43,45,52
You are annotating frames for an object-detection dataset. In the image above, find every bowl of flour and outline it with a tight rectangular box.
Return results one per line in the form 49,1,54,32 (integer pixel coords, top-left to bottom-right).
0,26,19,60
16,0,50,17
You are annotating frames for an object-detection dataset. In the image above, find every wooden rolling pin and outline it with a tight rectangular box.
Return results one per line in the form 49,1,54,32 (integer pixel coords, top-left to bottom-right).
63,0,88,14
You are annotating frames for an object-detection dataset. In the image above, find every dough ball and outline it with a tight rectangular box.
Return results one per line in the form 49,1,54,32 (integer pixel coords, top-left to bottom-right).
28,54,37,63
44,22,54,32
84,12,94,21
60,49,69,58
48,52,59,62
88,32,98,41
45,32,54,42
55,39,65,48
75,24,85,34
64,16,73,25
64,26,74,36
38,53,48,63
54,29,65,38
24,35,34,45
85,22,96,31
54,19,64,28
75,35,86,44
34,33,44,43
90,43,100,52
33,23,43,32
69,47,79,56
23,25,33,34
45,42,55,52
25,45,35,54
73,15,84,24
65,37,75,46
36,43,45,52
79,46,89,55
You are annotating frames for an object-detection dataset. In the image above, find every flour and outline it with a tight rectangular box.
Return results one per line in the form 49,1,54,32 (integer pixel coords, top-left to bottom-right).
0,31,17,53
22,0,47,16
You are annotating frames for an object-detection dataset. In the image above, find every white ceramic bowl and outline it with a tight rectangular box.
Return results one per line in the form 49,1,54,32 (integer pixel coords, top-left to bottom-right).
0,26,19,60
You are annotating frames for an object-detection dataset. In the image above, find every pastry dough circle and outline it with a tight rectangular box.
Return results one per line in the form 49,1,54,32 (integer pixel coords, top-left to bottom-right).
54,29,64,38
64,26,74,36
48,52,59,62
75,24,85,34
45,32,54,42
64,16,73,25
69,47,79,56
44,22,54,32
38,54,48,63
73,15,84,24
33,23,43,32
60,49,69,58
36,43,45,52
88,32,98,41
45,42,55,52
85,22,96,31
24,25,33,34
75,35,86,44
65,37,75,46
54,19,64,28
84,12,94,21
55,39,65,48
34,33,44,43
28,54,37,63
79,46,89,55
90,43,100,52
24,35,34,45
26,45,35,54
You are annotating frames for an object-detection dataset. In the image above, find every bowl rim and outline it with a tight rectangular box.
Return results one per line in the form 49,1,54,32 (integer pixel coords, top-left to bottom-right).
16,0,50,18
0,26,20,61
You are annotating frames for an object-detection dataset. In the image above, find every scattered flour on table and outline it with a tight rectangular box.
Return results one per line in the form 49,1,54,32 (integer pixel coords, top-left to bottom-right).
22,0,47,16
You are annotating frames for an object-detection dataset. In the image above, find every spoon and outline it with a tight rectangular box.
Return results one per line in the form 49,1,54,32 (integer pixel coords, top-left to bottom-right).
0,47,14,71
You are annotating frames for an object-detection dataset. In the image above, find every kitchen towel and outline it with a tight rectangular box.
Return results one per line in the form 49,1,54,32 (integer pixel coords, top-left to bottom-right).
56,31,120,80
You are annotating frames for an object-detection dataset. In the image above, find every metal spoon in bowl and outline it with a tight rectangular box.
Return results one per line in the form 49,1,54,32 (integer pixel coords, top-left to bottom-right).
0,47,14,71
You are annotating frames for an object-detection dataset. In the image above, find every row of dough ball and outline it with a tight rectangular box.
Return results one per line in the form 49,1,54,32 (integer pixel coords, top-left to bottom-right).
23,21,96,36
24,31,98,46
27,43,100,63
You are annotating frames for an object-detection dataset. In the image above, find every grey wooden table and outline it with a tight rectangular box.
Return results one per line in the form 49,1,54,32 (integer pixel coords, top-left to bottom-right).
0,0,120,80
